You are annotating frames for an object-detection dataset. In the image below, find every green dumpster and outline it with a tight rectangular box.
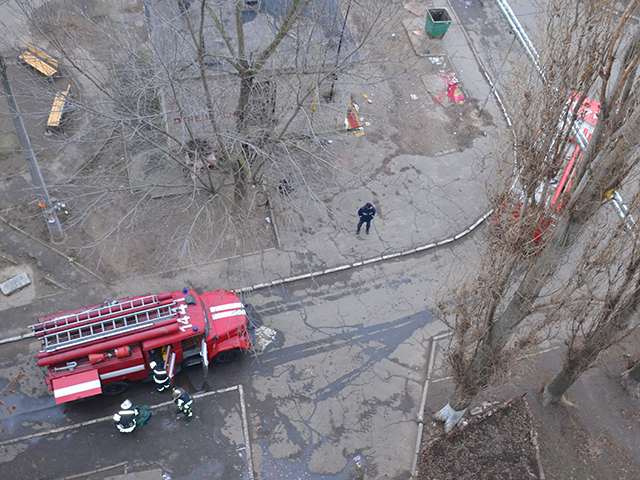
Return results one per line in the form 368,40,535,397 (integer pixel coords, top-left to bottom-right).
426,8,452,39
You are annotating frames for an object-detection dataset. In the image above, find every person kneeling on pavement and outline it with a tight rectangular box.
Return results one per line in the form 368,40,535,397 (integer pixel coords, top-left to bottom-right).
172,387,194,422
113,399,152,433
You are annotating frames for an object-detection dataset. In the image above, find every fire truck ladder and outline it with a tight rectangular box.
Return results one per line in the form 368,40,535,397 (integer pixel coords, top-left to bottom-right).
35,296,178,353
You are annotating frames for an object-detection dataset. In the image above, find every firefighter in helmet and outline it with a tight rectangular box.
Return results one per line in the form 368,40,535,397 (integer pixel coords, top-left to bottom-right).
113,399,152,433
149,358,171,392
113,399,137,433
172,387,194,422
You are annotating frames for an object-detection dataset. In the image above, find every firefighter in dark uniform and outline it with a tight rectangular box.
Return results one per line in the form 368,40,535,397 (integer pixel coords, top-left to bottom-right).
113,399,152,433
172,387,194,422
149,359,171,392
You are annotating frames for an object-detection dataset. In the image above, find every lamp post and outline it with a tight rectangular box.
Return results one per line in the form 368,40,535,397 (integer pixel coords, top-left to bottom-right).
0,56,64,242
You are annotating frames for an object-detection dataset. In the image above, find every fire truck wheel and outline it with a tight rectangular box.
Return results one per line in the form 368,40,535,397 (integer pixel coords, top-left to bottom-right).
213,348,241,363
102,380,131,396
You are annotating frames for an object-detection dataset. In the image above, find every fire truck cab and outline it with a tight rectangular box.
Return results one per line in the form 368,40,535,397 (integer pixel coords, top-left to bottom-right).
31,289,251,404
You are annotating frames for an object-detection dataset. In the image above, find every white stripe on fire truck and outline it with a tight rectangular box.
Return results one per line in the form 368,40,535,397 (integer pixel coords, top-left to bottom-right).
209,302,244,314
209,309,246,321
53,379,102,399
99,364,146,380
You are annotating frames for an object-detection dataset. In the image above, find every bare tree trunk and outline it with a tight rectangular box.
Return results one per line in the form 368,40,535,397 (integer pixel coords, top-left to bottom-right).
621,360,640,397
542,236,640,405
542,305,633,405
542,284,640,404
436,18,640,430
435,385,475,432
236,73,254,132
438,182,610,430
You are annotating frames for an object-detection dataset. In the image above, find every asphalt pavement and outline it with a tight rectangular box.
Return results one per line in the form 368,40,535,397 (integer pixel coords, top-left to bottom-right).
0,386,253,479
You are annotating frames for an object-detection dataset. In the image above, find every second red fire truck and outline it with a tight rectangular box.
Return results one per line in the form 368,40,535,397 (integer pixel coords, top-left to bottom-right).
497,94,601,244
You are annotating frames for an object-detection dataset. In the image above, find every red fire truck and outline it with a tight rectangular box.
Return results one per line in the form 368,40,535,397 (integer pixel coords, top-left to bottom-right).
31,288,252,404
497,95,601,244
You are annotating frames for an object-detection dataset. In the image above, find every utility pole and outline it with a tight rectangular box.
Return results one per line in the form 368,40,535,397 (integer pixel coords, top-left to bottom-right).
327,0,352,102
0,55,64,241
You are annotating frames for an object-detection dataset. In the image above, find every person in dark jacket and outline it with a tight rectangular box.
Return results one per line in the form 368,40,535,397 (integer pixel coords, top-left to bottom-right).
172,387,194,422
356,203,376,235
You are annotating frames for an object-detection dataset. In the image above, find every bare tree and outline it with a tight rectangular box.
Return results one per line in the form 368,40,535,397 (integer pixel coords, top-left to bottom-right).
435,0,640,431
541,198,640,404
4,0,397,273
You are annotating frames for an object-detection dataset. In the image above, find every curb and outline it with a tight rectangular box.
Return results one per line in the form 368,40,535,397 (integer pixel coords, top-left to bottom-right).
238,209,494,294
411,332,451,478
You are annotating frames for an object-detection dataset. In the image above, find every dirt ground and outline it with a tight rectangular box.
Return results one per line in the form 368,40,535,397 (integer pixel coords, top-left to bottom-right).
0,0,497,282
418,397,541,480
421,333,640,480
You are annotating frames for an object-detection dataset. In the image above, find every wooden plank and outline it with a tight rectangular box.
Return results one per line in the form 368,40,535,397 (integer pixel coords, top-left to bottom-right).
19,52,57,77
27,43,59,68
19,43,59,77
46,84,71,133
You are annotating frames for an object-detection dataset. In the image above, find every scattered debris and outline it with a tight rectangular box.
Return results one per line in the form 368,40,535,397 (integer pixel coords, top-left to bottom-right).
427,90,441,106
54,200,69,215
253,325,277,354
410,94,418,100
437,73,466,104
346,99,365,136
184,151,217,180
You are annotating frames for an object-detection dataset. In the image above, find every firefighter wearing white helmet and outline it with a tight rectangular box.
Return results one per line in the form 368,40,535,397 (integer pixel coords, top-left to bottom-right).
113,399,152,433
172,387,194,422
113,399,137,433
